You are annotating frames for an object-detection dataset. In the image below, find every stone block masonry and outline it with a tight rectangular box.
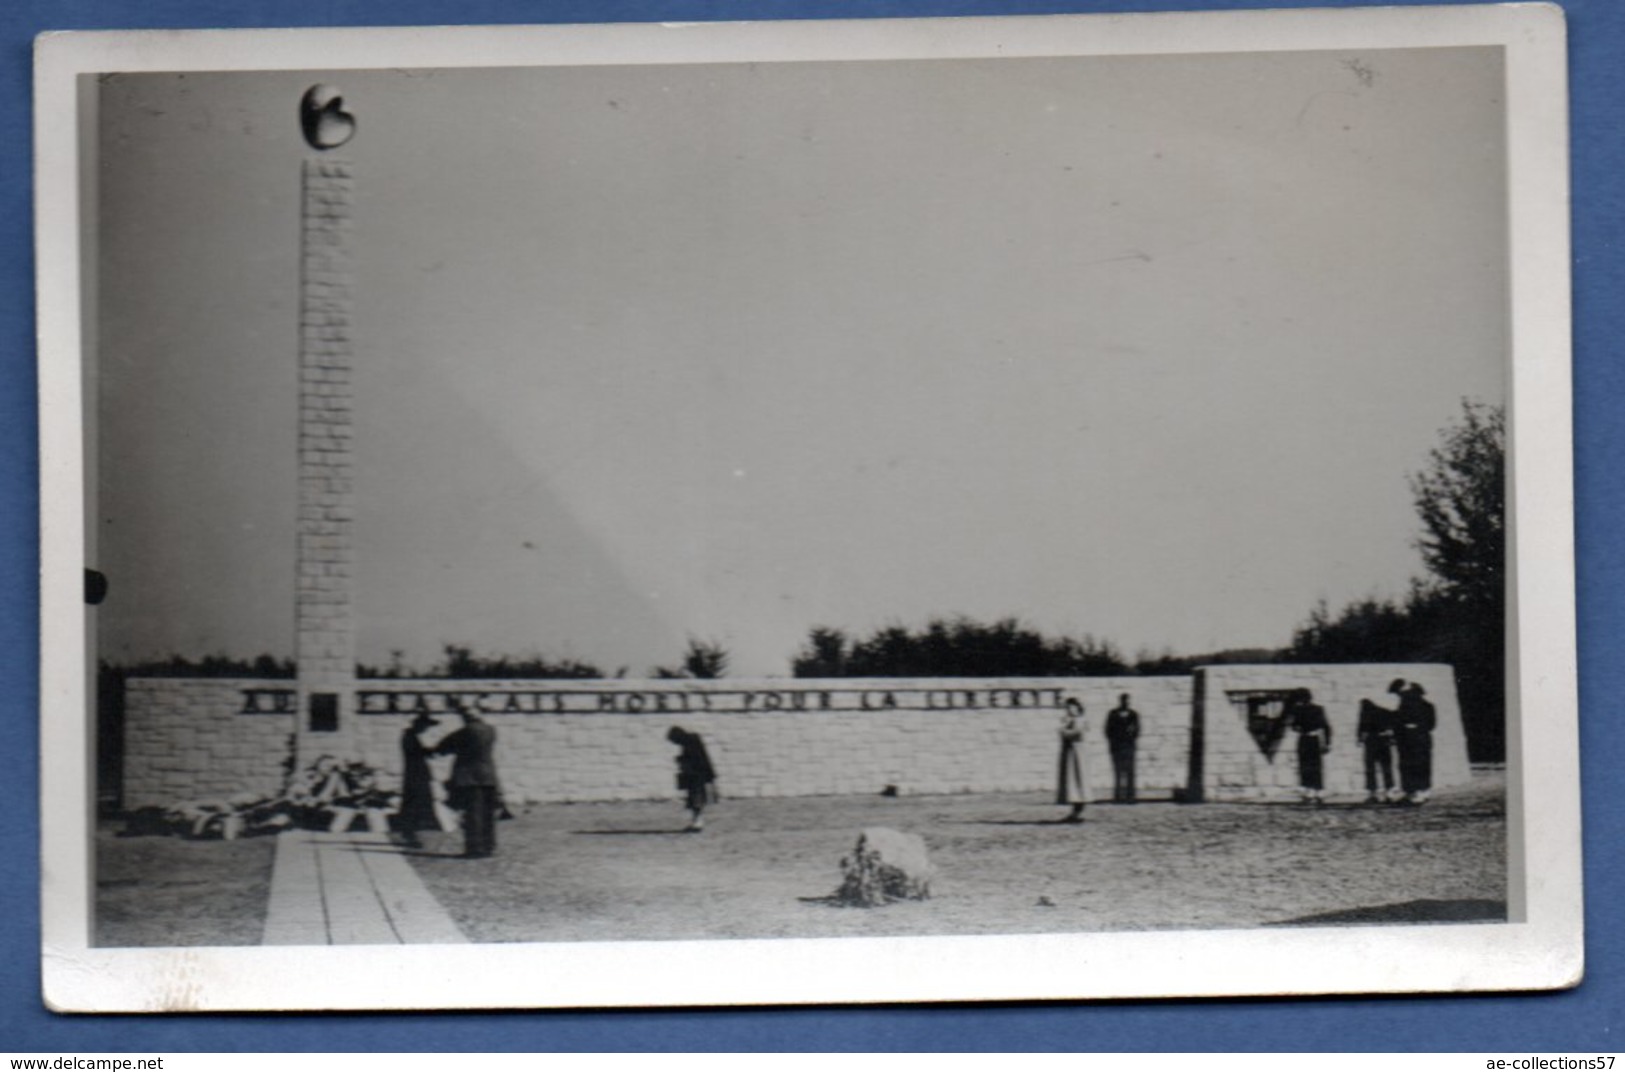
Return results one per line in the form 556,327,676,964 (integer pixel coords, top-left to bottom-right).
123,679,296,807
341,677,1195,804
118,667,1468,808
1198,664,1466,800
296,157,358,758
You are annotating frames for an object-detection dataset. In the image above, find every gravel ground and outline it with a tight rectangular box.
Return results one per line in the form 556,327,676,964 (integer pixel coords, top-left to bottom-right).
90,772,1504,946
95,825,278,947
405,771,1507,944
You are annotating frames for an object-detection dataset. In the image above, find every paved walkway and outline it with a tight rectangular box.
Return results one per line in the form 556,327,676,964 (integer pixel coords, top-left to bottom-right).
262,830,468,945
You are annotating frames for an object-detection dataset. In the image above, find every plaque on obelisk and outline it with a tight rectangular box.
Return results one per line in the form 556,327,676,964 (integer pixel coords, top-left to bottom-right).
294,85,358,762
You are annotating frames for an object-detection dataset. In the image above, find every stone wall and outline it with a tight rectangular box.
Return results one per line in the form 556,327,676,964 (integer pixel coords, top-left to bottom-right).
1196,663,1466,800
118,666,1468,807
122,678,296,807
340,677,1194,804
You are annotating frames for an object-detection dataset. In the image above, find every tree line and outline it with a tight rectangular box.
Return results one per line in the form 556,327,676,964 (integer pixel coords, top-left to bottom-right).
783,400,1504,758
100,399,1506,760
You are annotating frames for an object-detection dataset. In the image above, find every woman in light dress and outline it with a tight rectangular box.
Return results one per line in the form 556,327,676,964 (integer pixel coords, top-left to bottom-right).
1057,698,1088,822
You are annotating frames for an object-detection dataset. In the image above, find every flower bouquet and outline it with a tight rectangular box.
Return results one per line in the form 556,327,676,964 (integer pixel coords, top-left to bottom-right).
285,757,400,832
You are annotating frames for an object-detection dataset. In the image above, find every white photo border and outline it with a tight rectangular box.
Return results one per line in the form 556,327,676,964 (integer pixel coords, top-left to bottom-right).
36,3,1579,1012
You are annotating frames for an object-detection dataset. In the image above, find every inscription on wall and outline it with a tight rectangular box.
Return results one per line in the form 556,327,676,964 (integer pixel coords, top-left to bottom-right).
241,688,298,714
351,685,1069,716
135,668,1460,806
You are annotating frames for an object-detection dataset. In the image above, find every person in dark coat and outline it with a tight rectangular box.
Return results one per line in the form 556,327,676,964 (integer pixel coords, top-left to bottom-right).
434,699,500,857
1391,679,1438,805
1357,697,1399,804
1287,688,1332,806
667,726,717,832
395,711,441,848
1104,693,1140,803
1056,699,1087,822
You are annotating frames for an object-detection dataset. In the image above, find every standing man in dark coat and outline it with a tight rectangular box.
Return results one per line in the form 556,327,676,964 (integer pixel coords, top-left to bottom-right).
1287,688,1332,806
1391,679,1437,805
667,726,717,832
1356,698,1398,805
1104,693,1141,803
395,711,442,848
435,698,500,857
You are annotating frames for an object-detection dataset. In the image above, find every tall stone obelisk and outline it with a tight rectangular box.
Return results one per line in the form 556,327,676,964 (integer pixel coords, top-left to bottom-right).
294,85,359,762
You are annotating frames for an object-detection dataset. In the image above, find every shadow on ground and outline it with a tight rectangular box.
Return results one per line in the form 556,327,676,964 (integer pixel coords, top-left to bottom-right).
1272,898,1506,926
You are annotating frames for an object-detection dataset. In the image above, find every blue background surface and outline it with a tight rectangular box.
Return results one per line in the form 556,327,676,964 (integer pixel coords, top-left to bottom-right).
3,0,1620,1052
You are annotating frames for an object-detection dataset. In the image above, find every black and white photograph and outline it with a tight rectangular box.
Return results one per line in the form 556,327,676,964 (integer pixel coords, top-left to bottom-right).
35,5,1579,1011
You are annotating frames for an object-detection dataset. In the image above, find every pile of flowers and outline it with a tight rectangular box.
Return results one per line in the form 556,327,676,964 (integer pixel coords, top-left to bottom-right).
284,756,400,832
122,793,292,840
124,757,400,839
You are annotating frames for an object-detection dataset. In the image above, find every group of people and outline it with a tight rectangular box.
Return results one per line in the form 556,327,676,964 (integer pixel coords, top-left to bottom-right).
1055,693,1142,821
393,682,1439,847
393,703,502,855
1288,679,1437,806
1056,680,1439,815
394,701,719,857
1355,678,1438,806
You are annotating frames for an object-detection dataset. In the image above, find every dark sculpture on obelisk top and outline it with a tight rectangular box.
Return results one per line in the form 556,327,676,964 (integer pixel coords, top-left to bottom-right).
300,84,357,151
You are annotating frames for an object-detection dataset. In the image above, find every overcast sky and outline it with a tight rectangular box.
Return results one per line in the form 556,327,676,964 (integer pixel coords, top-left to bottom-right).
91,45,1508,677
